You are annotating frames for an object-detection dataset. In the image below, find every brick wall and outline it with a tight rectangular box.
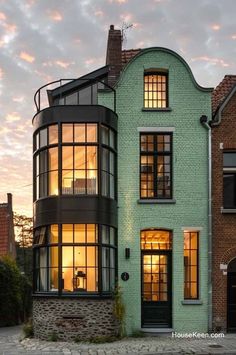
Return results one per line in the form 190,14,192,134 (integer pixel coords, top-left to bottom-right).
212,91,236,331
99,48,211,333
0,193,16,259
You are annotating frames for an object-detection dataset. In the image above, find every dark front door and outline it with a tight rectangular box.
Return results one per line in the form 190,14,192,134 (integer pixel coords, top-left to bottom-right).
141,251,172,328
227,271,236,331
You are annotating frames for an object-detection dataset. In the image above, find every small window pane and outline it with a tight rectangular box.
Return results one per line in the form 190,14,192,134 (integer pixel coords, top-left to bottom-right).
223,152,236,167
74,246,86,266
101,125,109,145
62,147,73,170
74,146,86,169
50,268,58,291
87,146,97,169
74,170,86,194
87,170,97,194
62,224,73,243
223,174,235,208
79,86,91,104
48,147,58,171
48,125,58,145
74,224,86,243
87,124,97,142
62,124,73,142
49,246,58,268
62,246,73,267
62,170,73,194
74,124,85,142
49,225,58,243
40,128,47,148
39,150,47,174
87,224,96,243
65,92,78,105
36,133,39,150
49,170,58,196
109,130,115,149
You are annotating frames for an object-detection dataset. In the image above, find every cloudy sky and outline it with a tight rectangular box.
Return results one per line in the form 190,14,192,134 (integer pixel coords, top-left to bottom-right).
0,0,235,216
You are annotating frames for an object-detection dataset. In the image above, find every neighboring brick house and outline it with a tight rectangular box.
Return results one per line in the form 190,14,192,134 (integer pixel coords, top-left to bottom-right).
0,193,16,259
211,75,236,332
32,25,212,340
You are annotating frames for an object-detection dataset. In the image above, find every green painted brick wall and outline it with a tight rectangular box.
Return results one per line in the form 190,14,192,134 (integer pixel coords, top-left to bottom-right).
99,48,212,334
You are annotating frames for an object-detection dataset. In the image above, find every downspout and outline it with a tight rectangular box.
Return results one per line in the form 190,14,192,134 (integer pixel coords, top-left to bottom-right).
200,115,212,332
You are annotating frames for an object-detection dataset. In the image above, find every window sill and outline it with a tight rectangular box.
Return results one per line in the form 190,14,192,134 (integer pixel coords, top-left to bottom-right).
137,199,176,204
142,107,172,112
221,207,236,213
181,300,203,305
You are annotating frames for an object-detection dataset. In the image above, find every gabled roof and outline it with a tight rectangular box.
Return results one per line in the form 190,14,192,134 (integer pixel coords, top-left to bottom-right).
122,49,141,67
212,75,236,116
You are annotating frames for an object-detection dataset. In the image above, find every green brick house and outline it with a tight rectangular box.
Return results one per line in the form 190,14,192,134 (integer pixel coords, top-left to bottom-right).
32,25,212,340
100,27,212,333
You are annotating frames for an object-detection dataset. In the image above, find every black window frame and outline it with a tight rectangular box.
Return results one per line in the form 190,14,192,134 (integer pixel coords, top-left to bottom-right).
140,132,173,199
223,151,236,209
143,71,169,109
33,223,117,297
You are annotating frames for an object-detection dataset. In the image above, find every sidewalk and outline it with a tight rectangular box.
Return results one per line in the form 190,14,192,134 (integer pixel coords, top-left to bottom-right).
1,326,236,354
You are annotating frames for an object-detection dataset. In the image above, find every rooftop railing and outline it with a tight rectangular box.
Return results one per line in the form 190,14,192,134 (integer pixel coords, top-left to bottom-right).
34,77,116,113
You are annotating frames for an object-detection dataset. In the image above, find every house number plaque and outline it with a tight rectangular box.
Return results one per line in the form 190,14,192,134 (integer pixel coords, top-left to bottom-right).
121,272,129,281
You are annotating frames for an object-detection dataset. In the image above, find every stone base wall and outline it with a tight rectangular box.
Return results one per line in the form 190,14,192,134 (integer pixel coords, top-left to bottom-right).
33,297,118,341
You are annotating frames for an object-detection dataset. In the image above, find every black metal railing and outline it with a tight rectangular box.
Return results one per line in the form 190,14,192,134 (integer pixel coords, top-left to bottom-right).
34,77,116,113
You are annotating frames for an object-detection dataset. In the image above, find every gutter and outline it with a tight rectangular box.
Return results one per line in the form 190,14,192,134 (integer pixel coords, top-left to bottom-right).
200,115,212,332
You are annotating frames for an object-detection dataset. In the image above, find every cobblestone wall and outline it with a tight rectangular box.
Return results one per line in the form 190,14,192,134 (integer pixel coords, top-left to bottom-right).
33,297,118,341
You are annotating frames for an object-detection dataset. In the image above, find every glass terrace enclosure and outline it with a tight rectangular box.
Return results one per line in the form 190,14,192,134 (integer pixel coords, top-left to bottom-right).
32,75,118,296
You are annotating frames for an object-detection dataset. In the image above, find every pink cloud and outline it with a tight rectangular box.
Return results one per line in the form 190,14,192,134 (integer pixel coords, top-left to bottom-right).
191,56,229,68
19,51,35,63
0,12,6,21
55,60,74,68
6,112,21,122
95,10,104,17
211,24,221,31
48,10,63,22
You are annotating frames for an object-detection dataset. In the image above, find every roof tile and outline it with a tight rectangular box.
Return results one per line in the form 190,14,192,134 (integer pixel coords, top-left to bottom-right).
212,75,236,115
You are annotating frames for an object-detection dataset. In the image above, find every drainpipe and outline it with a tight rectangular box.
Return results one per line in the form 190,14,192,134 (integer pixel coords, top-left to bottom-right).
200,115,212,332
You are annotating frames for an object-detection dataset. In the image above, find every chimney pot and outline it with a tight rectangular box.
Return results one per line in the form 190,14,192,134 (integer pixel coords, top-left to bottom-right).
110,25,114,30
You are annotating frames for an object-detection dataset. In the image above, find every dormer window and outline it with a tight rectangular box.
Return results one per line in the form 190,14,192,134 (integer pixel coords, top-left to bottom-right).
144,71,168,109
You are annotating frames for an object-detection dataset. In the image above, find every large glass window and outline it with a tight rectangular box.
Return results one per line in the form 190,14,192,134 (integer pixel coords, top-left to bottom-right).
33,224,117,295
35,147,58,199
144,72,168,108
140,133,172,199
223,152,236,209
34,123,116,200
184,231,199,299
62,123,98,195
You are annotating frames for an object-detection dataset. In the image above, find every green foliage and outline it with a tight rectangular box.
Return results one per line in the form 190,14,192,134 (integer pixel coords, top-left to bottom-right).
23,319,34,338
113,285,126,337
48,332,58,342
0,256,32,326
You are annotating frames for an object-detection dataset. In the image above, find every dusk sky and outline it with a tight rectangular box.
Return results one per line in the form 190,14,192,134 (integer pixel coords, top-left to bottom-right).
0,0,235,216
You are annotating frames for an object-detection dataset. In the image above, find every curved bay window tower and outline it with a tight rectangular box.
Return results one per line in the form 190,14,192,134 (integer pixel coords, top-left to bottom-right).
32,67,118,340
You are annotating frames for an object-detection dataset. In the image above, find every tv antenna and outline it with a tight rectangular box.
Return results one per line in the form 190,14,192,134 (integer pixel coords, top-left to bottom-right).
121,22,133,48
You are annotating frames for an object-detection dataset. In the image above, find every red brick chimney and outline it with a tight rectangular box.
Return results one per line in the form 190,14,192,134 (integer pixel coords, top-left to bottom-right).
106,25,122,86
